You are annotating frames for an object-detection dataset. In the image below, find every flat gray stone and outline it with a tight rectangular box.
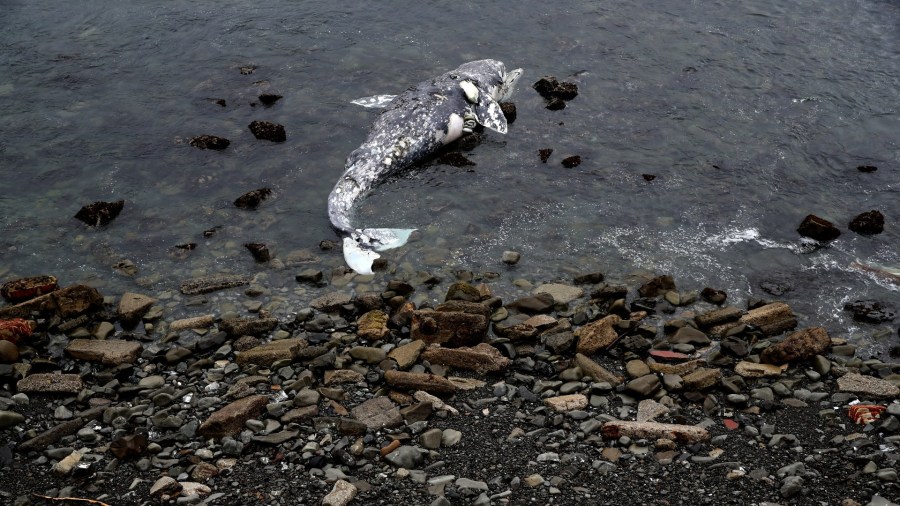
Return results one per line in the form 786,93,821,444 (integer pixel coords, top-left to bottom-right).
66,338,143,365
837,373,900,398
351,396,402,430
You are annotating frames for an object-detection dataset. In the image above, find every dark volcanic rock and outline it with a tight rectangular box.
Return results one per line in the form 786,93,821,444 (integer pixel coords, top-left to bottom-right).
561,156,582,168
248,120,286,142
499,102,517,123
245,243,271,262
258,93,283,106
74,200,124,227
533,76,560,98
189,135,230,150
843,300,895,323
234,188,272,209
797,214,840,241
546,98,566,110
533,76,578,100
848,210,884,235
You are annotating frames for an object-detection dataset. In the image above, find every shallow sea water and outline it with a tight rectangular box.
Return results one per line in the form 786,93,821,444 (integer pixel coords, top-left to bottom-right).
1,1,898,349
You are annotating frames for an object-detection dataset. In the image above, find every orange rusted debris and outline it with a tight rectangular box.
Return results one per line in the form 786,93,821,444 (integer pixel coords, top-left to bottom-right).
848,404,885,425
0,318,35,344
1,275,58,302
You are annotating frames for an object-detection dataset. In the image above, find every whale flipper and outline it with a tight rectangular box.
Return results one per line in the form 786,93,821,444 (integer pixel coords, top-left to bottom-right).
342,238,381,275
351,95,397,108
472,93,508,134
342,228,417,275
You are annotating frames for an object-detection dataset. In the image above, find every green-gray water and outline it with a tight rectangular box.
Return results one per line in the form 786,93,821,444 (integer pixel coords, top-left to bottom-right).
1,1,897,347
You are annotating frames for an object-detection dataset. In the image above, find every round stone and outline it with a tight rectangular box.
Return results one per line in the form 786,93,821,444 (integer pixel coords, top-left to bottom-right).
0,340,19,363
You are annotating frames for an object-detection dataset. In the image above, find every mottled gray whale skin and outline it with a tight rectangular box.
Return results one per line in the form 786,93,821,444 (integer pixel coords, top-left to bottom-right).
328,59,522,274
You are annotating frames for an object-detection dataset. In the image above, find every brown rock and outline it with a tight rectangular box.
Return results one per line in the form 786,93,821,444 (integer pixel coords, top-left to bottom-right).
682,367,721,390
544,394,588,412
574,353,622,385
218,317,278,336
117,292,156,327
574,314,621,355
601,420,710,443
180,274,251,295
198,395,268,439
351,396,403,430
638,275,676,298
710,302,796,337
16,373,83,394
357,310,389,340
647,358,703,376
760,327,830,364
694,306,743,329
235,338,307,366
66,339,143,365
324,369,365,385
734,361,788,378
436,300,492,319
49,285,103,319
169,315,215,331
0,340,19,363
281,405,318,423
411,310,488,346
384,370,456,394
797,214,841,241
310,291,354,312
420,343,511,374
388,340,426,369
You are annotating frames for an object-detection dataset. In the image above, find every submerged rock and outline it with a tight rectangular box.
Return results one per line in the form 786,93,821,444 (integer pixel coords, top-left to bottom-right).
844,300,895,323
74,200,124,227
848,210,884,235
561,155,582,168
797,214,840,241
258,93,283,106
189,135,230,150
234,188,273,209
248,120,286,142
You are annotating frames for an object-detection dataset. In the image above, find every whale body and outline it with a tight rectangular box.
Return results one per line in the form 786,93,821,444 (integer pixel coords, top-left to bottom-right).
327,59,522,274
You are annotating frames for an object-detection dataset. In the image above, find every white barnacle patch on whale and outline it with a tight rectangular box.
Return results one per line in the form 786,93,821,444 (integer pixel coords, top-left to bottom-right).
443,113,464,144
460,80,479,104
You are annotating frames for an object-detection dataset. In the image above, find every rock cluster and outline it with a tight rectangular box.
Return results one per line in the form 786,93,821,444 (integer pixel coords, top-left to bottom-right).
0,269,898,506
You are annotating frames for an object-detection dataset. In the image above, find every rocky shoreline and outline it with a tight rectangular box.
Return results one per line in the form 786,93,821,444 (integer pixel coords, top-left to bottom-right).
0,263,898,506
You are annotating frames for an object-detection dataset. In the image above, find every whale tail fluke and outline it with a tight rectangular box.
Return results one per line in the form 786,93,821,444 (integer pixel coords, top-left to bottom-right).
342,228,416,275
